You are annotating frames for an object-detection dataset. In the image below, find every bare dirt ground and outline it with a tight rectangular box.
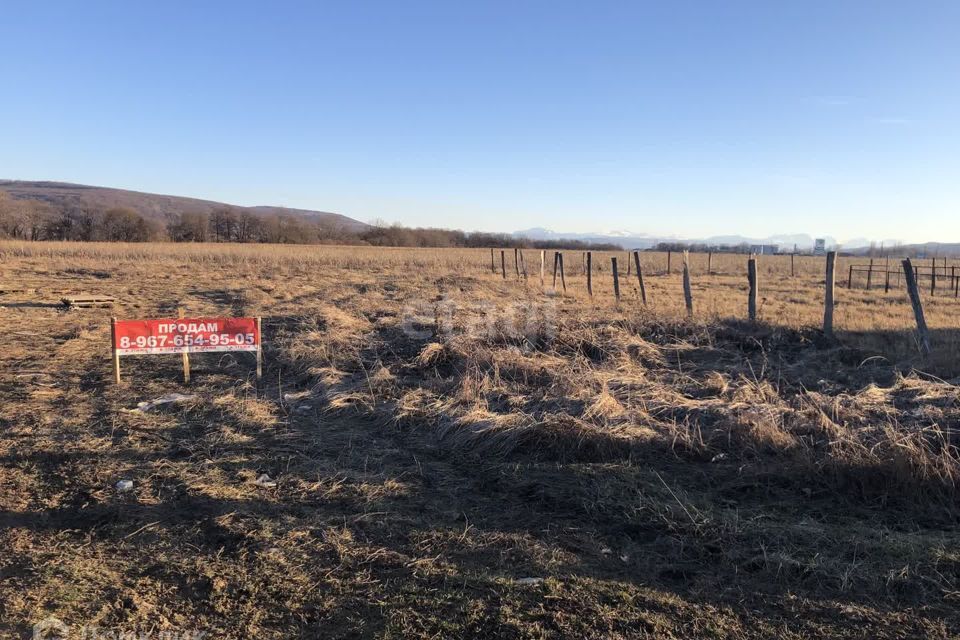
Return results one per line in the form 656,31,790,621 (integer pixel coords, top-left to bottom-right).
2,243,959,638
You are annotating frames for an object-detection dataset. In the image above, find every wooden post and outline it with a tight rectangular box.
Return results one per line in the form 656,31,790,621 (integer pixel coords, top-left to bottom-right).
681,250,693,317
514,248,520,278
633,251,647,305
866,259,873,290
885,257,891,293
848,263,854,289
611,257,620,303
667,250,672,275
790,253,794,278
626,252,632,276
519,250,527,281
540,250,545,287
708,251,713,275
931,257,936,296
586,251,593,296
747,256,758,322
110,316,121,385
256,316,263,380
490,247,495,273
903,258,931,355
179,307,190,383
824,251,836,337
582,252,587,276
557,252,567,293
552,251,559,288
501,250,506,279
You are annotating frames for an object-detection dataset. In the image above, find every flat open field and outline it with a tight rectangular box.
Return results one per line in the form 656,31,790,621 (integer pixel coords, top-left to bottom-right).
2,241,960,638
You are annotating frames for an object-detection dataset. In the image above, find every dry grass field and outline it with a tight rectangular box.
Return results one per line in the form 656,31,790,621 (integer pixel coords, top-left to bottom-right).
3,241,960,638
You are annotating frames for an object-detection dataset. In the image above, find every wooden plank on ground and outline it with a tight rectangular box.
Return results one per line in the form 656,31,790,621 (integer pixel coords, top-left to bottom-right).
62,295,116,308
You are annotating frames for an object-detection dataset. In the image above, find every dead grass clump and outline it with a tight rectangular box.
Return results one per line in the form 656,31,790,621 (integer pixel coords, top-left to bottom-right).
453,372,485,406
624,336,666,367
415,342,448,368
282,307,372,372
368,363,396,388
582,385,628,422
394,388,439,423
489,413,638,461
729,377,783,407
729,407,799,455
211,394,279,432
701,371,730,397
660,417,710,459
824,421,960,504
433,407,530,455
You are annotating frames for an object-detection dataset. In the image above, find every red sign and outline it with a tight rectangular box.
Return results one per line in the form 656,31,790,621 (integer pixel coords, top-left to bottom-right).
113,317,259,356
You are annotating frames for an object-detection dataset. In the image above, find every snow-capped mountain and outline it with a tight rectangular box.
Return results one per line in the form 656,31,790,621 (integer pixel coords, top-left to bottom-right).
511,228,856,251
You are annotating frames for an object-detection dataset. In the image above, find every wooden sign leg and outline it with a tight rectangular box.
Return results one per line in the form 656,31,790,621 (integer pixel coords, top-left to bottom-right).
256,316,263,380
111,316,121,385
178,307,190,383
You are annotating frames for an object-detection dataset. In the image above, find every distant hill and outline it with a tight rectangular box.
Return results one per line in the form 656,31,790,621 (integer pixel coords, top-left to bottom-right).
0,180,368,231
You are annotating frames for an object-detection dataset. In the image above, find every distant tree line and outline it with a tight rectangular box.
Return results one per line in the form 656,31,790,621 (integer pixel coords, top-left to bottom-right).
0,192,164,242
0,193,621,250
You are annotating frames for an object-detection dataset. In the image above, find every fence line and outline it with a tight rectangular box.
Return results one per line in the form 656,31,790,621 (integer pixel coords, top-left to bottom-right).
847,262,960,296
486,248,940,355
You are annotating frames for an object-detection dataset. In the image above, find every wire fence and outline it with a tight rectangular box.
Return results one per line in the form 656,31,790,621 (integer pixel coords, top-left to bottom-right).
847,258,960,296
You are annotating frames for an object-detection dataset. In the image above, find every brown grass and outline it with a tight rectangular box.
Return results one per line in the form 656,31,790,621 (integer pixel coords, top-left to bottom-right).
1,240,959,638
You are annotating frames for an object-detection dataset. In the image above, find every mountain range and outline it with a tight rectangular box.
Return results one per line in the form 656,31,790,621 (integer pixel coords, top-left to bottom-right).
512,227,902,252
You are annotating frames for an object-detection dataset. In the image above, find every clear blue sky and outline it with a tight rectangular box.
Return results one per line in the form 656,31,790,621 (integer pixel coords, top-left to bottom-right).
2,1,958,243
